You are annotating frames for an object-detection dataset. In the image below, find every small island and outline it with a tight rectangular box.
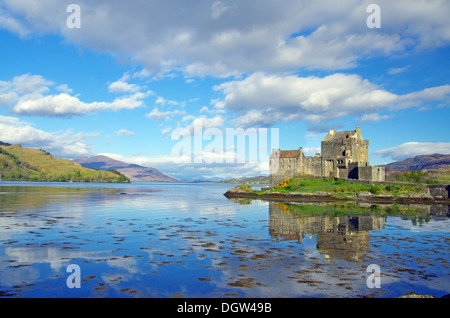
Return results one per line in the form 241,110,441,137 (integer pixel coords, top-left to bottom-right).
226,127,450,205
224,174,450,204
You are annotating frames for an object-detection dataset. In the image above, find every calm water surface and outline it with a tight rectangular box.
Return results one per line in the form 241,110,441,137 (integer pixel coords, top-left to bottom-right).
0,181,449,298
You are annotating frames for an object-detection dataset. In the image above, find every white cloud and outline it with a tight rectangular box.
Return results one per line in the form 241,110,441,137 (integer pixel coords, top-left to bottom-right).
108,80,140,94
108,73,141,93
97,153,124,161
0,91,18,105
180,115,225,135
12,91,149,117
155,96,180,107
230,109,282,128
11,73,52,94
147,107,184,121
393,85,450,110
0,7,29,37
0,73,151,117
56,84,73,94
2,1,449,77
215,72,397,127
211,1,233,19
0,115,94,158
115,129,135,137
307,124,345,134
182,114,196,122
305,124,345,140
358,113,391,124
374,142,450,161
161,127,172,136
388,66,410,75
214,72,450,127
302,147,321,156
0,74,52,107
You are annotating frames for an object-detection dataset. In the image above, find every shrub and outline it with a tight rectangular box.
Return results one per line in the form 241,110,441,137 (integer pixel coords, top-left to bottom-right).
276,178,290,189
370,184,383,195
386,184,399,192
395,170,427,183
235,184,253,192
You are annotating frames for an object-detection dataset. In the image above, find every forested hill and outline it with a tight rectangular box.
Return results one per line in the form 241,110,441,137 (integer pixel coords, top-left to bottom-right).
0,143,129,183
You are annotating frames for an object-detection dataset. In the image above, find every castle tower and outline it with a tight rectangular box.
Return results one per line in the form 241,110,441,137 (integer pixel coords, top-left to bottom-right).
321,127,369,169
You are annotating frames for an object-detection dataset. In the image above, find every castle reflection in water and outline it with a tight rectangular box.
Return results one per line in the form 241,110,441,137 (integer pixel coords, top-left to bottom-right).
268,201,449,263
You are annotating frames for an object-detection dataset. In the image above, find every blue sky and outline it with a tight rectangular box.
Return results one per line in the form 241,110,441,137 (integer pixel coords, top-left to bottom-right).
0,0,449,180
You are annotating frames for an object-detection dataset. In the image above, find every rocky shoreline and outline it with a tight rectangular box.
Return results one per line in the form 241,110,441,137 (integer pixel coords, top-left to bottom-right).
224,187,450,205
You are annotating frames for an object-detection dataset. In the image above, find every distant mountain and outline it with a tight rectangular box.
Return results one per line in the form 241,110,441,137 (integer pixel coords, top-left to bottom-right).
383,154,450,171
73,155,178,182
178,176,224,183
0,144,129,183
175,176,269,183
218,176,269,184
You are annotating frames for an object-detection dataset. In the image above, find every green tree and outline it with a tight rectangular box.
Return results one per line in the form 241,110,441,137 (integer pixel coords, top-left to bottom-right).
395,170,426,183
74,170,82,182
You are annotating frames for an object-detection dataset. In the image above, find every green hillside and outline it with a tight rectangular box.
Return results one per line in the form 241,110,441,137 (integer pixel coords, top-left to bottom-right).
0,144,129,183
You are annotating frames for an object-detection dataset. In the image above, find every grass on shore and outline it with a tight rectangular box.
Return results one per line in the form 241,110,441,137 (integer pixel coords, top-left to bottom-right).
235,174,429,198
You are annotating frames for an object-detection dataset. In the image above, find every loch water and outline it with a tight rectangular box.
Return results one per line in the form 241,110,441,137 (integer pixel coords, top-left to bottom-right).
0,181,449,298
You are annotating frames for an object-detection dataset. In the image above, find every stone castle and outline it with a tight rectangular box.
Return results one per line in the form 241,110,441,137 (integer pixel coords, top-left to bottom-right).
269,127,385,187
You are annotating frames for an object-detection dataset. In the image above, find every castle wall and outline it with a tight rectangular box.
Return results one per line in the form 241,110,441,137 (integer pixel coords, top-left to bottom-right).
428,184,450,198
371,166,385,182
358,166,375,181
299,154,322,177
269,151,299,187
338,168,348,179
279,157,298,179
348,162,364,180
321,159,337,178
347,162,387,181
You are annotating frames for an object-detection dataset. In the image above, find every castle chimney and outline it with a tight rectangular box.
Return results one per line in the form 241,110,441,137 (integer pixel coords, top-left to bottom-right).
356,127,361,139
